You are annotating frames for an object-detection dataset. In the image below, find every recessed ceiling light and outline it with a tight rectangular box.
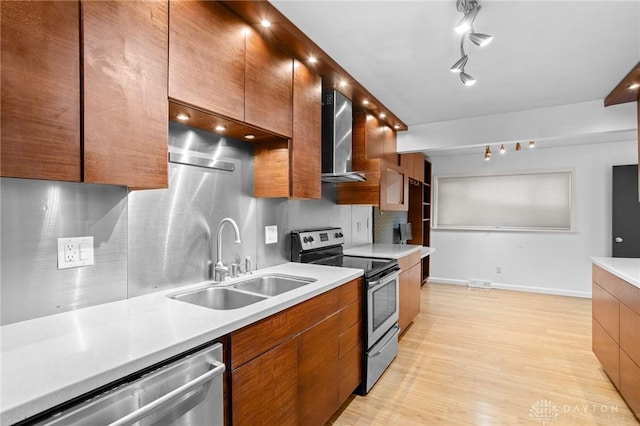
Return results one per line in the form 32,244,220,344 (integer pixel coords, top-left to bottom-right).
379,112,386,119
175,112,190,121
244,134,256,140
214,125,227,132
260,19,271,28
394,125,401,130
362,100,370,106
629,83,640,90
308,56,318,64
339,80,347,88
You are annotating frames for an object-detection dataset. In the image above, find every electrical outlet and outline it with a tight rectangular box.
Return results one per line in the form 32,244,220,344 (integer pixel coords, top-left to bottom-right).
58,237,94,269
496,266,502,274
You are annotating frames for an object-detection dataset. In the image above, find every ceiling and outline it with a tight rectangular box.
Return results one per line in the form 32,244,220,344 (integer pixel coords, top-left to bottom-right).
271,0,640,153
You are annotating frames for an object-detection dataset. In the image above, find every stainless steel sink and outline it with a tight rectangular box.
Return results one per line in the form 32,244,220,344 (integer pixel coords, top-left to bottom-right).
169,274,316,310
170,287,268,310
232,274,316,296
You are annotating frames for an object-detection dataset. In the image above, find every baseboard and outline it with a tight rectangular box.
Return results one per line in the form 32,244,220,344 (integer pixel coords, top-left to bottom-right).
427,277,592,298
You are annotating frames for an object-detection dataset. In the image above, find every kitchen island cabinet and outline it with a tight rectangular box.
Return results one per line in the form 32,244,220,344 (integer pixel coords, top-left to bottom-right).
1,1,81,182
591,259,640,419
229,277,362,426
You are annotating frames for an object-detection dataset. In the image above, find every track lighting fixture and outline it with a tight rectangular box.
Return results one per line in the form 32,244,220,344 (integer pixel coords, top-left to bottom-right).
482,141,536,159
484,145,492,160
451,0,493,86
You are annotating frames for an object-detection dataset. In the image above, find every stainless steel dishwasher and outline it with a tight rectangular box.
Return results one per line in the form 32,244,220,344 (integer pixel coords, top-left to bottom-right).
30,343,225,426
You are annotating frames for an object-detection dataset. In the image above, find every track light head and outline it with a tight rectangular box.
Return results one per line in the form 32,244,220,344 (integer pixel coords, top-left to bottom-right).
450,55,468,73
484,145,492,160
469,32,493,47
460,71,476,86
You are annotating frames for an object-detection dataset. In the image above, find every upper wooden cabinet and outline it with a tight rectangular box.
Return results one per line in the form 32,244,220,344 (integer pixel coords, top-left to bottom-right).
1,0,168,189
168,1,293,139
1,1,81,182
82,0,168,189
254,60,321,199
401,152,426,183
244,27,293,138
338,111,408,211
168,0,245,121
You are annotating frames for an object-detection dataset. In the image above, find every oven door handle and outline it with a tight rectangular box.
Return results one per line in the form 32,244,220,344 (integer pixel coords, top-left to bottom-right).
371,324,400,356
367,271,400,291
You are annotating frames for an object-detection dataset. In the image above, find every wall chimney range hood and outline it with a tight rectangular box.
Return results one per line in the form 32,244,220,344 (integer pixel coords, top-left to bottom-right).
321,90,366,183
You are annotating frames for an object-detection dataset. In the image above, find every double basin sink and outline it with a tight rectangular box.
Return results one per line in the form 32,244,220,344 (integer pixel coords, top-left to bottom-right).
169,274,316,310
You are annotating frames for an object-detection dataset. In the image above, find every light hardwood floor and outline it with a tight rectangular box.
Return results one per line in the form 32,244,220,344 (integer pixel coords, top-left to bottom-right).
329,283,639,425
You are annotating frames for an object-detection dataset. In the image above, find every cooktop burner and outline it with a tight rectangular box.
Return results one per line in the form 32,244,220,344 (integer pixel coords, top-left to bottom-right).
310,255,396,279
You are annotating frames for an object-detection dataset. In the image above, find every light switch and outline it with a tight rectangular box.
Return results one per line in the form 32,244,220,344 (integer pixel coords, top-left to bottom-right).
265,226,278,244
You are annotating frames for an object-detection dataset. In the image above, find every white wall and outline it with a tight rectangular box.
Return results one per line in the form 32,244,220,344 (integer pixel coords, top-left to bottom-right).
428,139,637,298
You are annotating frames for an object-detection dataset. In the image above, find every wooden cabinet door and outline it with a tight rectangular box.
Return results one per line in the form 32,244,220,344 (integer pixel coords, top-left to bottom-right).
1,1,81,181
592,317,620,388
298,314,339,426
291,60,321,199
399,269,410,332
400,154,414,179
232,339,298,426
168,0,245,121
408,263,421,321
82,0,168,189
413,153,425,183
382,125,399,165
380,160,409,211
365,113,384,160
245,27,293,138
593,282,620,343
620,349,640,419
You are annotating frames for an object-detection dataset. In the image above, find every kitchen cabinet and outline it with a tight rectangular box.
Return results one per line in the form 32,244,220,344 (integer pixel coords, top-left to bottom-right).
592,264,640,419
82,0,168,189
254,60,321,199
168,0,292,139
398,251,421,333
338,111,408,211
168,0,245,122
229,278,362,425
244,27,293,138
1,0,168,189
1,1,81,182
401,152,426,183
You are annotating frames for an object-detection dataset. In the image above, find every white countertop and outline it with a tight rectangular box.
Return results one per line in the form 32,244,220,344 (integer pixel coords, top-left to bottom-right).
0,263,362,425
344,243,435,260
590,257,640,288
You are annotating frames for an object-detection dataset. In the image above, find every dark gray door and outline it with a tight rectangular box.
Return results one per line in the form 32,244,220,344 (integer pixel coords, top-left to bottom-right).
612,165,640,258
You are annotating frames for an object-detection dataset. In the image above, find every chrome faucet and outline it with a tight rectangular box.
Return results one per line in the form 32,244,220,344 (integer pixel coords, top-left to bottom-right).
214,218,242,281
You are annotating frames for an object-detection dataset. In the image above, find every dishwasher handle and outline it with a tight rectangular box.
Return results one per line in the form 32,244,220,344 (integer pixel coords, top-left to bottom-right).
108,360,225,426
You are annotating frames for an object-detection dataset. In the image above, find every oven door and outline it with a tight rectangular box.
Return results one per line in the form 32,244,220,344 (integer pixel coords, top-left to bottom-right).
366,269,400,347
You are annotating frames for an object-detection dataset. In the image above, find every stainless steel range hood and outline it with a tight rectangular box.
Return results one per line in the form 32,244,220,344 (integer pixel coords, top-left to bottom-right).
321,90,366,183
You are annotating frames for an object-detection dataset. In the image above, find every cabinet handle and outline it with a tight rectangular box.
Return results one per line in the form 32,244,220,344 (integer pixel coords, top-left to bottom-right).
615,236,623,243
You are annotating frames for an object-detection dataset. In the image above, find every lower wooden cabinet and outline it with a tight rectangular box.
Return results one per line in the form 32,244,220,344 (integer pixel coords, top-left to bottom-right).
399,251,421,333
592,264,640,420
228,278,362,425
231,338,298,425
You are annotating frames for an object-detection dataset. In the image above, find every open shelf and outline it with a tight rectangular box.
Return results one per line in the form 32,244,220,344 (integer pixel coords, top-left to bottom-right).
407,158,432,286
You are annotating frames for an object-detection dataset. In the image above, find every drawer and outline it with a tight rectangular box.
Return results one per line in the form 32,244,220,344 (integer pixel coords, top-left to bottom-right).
408,250,420,267
620,303,640,365
593,265,628,300
620,350,640,419
339,278,361,308
339,321,361,358
593,317,620,388
593,282,620,343
338,346,362,403
339,300,361,332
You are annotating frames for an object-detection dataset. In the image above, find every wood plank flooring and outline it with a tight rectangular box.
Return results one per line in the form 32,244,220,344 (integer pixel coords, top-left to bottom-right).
328,283,639,425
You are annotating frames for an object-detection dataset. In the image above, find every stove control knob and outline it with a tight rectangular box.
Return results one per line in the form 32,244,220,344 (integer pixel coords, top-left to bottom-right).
303,237,309,243
308,236,314,242
339,232,343,238
334,232,340,238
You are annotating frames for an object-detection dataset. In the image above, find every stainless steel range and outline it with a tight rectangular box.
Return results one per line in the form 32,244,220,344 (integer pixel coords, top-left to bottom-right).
291,227,400,395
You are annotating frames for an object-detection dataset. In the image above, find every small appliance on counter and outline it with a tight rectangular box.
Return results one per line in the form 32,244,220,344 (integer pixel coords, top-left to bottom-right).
290,227,400,394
